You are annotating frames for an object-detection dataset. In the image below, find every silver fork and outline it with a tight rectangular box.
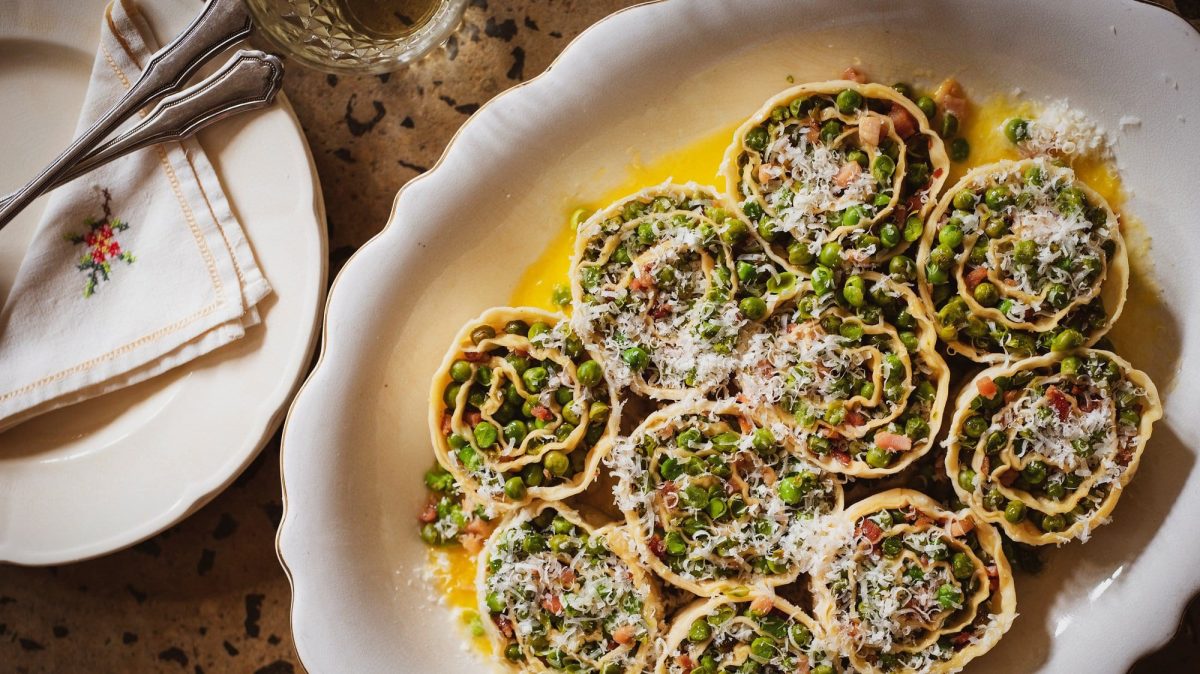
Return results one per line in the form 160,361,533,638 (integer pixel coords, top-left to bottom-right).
0,0,258,230
0,49,283,211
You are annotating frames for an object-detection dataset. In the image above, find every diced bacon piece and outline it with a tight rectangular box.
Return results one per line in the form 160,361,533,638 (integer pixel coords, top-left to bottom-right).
965,266,989,291
541,594,563,615
888,103,918,139
560,569,576,585
461,533,484,554
987,565,999,591
613,625,636,645
494,615,514,638
859,519,884,544
758,164,776,183
462,351,487,362
834,161,862,187
980,455,991,477
842,66,867,83
832,450,852,466
997,470,1017,486
952,632,973,649
750,594,775,614
676,654,695,673
845,409,866,427
1045,385,1072,421
418,500,438,523
648,534,666,558
761,466,777,486
915,514,934,529
858,115,883,146
738,415,754,434
796,655,811,674
466,410,483,426
875,432,912,453
949,517,975,537
466,518,493,537
650,303,672,319
934,78,968,121
1004,390,1021,404
976,376,998,399
532,405,554,421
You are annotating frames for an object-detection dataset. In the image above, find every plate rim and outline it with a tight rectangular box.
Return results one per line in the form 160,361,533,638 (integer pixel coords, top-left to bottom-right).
0,0,328,564
275,0,1200,670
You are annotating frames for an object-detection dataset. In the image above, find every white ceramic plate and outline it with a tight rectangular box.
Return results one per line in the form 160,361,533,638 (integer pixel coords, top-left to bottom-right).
0,0,326,564
278,1,1198,671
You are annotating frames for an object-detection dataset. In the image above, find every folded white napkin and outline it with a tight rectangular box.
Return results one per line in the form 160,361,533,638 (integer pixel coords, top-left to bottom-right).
0,0,271,430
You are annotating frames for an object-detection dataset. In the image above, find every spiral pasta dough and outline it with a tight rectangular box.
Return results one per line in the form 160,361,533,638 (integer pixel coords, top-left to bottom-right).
811,489,1016,673
429,308,620,510
723,81,949,271
946,349,1161,545
608,400,843,596
478,502,663,672
917,158,1128,362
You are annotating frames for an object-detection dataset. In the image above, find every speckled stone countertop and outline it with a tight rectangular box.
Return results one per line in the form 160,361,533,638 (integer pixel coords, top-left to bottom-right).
2,1,1199,672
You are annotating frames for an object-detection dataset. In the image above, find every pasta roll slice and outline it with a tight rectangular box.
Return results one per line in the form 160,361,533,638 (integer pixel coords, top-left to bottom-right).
479,502,663,673
917,158,1129,362
946,349,1162,545
608,400,843,596
811,489,1016,673
570,182,795,400
723,80,949,271
737,272,950,477
657,590,843,674
429,308,620,510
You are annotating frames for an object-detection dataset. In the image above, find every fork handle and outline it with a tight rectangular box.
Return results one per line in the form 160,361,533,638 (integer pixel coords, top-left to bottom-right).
0,0,253,231
0,51,284,211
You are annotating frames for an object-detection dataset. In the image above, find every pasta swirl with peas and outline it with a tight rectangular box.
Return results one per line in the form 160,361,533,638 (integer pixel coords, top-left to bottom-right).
810,490,1016,674
723,80,949,272
917,158,1128,362
478,502,663,673
946,349,1161,545
570,182,797,401
429,308,620,510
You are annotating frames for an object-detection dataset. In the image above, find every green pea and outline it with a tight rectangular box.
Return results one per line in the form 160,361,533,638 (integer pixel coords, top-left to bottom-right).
1041,514,1067,533
742,199,765,222
504,320,528,336
1023,164,1045,186
707,498,728,520
443,383,463,408
820,120,843,143
903,214,924,242
785,241,812,267
522,366,549,393
504,420,528,446
811,265,835,295
870,223,899,251
812,666,835,674
941,112,959,138
470,325,497,346
751,427,775,453
963,415,989,438
739,296,769,320
1050,328,1084,352
622,346,650,371
665,531,687,555
836,88,864,113
939,224,966,250
574,360,603,388
449,359,475,383
1013,239,1038,265
936,583,963,609
1004,500,1027,523
847,149,869,168
688,618,711,643
879,536,902,558
474,422,498,449
930,243,955,269
746,126,769,152
892,82,914,98
872,155,896,184
485,590,507,613
865,445,891,469
985,185,1013,211
958,468,977,491
818,241,843,268
950,137,970,162
778,476,805,505
884,255,914,282
1022,460,1048,485
840,321,865,342
972,281,1000,307
952,553,974,580
504,476,527,500
950,191,974,212
589,401,611,424
843,275,866,307
750,636,776,660
544,450,570,476
1004,118,1029,144
984,217,1008,238
916,96,936,119
522,533,547,554
1057,354,1081,376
